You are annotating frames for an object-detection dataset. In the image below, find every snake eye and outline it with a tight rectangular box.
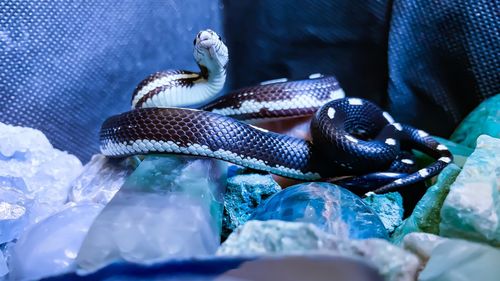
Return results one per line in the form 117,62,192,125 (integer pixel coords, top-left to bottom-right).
193,38,196,45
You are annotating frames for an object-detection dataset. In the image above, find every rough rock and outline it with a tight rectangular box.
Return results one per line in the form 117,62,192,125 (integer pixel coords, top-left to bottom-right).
223,172,281,239
76,155,227,273
391,164,461,244
250,182,388,239
440,135,500,246
362,192,404,233
217,220,420,281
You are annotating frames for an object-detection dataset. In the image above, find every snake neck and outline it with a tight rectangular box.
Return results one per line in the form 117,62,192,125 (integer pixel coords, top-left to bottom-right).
197,63,226,104
131,65,226,109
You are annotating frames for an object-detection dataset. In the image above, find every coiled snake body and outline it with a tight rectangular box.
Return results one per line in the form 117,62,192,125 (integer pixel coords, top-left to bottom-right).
100,30,452,194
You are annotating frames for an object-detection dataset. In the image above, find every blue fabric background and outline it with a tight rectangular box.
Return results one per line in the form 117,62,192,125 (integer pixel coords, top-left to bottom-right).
0,1,223,161
0,0,498,162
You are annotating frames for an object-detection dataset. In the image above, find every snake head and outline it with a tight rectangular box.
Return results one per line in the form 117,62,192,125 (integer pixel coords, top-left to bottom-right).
193,29,228,71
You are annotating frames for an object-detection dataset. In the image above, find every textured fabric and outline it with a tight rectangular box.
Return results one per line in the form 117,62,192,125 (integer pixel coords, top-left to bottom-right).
1,0,498,162
387,0,499,135
0,1,222,161
224,0,499,136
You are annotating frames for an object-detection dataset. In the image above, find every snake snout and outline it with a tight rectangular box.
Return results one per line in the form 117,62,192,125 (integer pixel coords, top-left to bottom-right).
195,29,219,45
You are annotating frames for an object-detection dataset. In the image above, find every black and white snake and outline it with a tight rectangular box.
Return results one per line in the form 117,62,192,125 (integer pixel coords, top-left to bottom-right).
100,29,453,194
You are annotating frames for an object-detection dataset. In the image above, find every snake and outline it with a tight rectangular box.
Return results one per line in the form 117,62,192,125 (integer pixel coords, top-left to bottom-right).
100,29,453,194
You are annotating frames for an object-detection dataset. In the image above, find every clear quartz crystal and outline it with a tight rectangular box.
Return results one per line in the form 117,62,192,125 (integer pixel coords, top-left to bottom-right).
250,182,389,239
0,250,7,278
0,177,32,244
68,154,134,205
7,203,103,281
76,155,227,273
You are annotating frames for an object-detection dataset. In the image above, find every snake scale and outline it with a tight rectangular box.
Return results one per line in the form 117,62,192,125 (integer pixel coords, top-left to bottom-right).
100,29,453,194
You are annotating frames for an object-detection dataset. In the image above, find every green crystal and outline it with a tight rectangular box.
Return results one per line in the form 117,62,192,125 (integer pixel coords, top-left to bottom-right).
439,135,500,246
450,94,500,148
417,236,500,281
391,164,461,244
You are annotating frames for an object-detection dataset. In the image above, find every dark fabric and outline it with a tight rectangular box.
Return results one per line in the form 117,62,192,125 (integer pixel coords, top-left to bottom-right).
0,1,222,162
224,0,499,136
223,0,391,106
387,0,499,135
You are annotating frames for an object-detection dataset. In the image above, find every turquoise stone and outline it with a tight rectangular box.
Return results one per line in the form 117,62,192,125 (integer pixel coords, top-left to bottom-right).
391,164,461,244
218,220,420,281
417,236,500,281
362,192,404,233
450,94,500,148
223,171,281,239
439,135,500,246
250,182,389,239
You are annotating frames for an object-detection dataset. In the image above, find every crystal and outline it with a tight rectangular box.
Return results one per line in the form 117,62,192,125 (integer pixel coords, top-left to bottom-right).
402,233,446,262
0,123,82,244
223,172,281,239
0,123,82,207
250,182,388,239
68,154,134,205
450,94,500,148
0,179,32,244
76,155,227,273
0,250,8,278
403,233,500,281
217,220,419,281
362,192,403,233
7,203,103,281
440,135,500,246
391,164,461,244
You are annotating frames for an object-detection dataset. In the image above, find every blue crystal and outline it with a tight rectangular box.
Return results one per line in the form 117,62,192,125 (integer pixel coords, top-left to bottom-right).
250,182,388,239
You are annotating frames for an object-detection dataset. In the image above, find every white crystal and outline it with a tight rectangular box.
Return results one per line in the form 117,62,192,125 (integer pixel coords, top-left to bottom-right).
7,203,103,281
0,123,82,206
68,154,134,205
0,122,83,244
0,177,33,244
